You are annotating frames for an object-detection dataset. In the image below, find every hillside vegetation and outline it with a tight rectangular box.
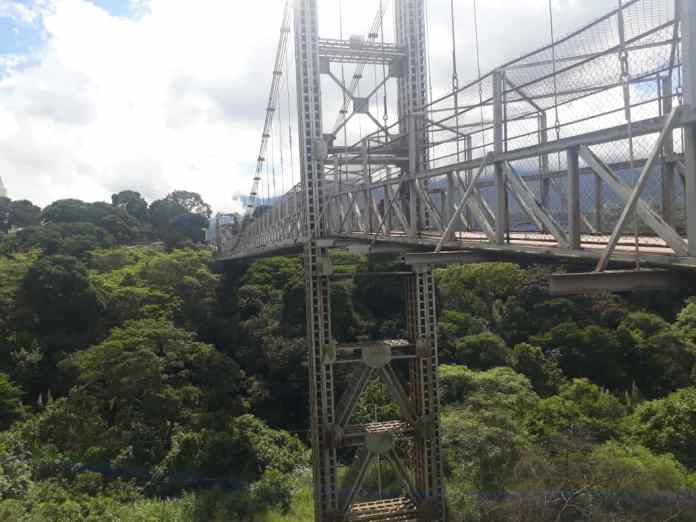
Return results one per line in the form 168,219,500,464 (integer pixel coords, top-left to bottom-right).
1,191,696,521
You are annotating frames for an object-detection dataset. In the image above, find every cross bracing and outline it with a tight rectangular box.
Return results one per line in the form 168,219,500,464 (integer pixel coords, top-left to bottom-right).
217,1,696,520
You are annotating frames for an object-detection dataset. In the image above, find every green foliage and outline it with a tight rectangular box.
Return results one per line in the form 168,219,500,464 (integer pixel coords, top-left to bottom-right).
38,319,245,469
153,415,308,494
42,199,98,224
0,198,41,232
438,310,487,362
20,255,105,350
0,374,23,430
351,254,405,328
625,386,696,468
112,190,150,223
619,313,696,397
93,247,220,335
441,367,537,491
150,191,211,246
532,322,630,389
0,251,35,336
436,263,526,320
454,332,514,370
527,379,626,444
512,343,565,397
2,222,116,257
676,300,696,343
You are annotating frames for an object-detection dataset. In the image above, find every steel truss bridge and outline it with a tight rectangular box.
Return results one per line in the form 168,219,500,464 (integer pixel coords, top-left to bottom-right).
217,1,696,520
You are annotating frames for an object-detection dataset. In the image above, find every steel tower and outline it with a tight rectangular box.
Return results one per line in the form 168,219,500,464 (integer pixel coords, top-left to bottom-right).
293,0,444,520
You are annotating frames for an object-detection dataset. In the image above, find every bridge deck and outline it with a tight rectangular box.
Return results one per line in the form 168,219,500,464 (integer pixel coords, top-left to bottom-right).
218,231,696,270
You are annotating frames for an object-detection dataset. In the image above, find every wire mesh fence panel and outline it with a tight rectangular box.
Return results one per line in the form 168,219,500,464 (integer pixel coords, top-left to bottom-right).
221,0,690,260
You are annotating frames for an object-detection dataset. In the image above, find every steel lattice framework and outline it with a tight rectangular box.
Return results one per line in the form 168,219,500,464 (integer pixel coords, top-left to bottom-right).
218,1,696,520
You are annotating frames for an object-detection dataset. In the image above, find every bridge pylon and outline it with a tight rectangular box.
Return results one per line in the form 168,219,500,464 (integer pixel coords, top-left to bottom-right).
293,0,444,520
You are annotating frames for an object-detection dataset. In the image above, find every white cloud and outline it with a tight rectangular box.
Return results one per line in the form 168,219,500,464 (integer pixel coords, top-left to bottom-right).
0,0,615,212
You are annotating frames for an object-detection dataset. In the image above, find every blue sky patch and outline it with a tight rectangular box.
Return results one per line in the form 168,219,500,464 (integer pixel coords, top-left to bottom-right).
0,10,44,77
84,0,146,19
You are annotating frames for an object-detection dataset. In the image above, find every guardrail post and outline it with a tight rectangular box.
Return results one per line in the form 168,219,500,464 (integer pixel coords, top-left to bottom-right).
539,112,550,208
493,69,507,245
445,171,458,241
661,74,675,227
681,0,696,255
567,146,582,249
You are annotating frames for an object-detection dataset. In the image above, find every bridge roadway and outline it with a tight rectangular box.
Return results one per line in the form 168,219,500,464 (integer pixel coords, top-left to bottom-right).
218,229,696,270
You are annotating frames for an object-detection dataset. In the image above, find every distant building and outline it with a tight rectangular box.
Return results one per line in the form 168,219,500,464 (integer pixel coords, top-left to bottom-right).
0,176,6,198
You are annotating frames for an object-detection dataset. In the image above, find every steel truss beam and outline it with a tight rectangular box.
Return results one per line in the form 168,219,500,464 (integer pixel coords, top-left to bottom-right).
319,38,406,66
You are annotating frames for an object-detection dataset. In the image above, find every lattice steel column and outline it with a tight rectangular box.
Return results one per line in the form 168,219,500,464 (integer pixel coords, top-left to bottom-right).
294,1,338,519
396,0,429,238
407,266,445,521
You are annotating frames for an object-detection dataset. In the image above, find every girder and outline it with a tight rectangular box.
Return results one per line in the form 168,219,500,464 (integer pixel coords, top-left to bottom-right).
319,38,406,66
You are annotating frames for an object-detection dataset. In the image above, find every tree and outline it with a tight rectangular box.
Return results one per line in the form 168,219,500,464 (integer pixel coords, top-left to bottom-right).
8,200,41,230
440,366,538,491
0,197,11,233
676,300,696,344
527,379,626,444
0,198,41,233
352,254,405,326
435,262,526,321
531,322,630,390
512,343,564,397
20,255,104,341
618,313,696,397
0,374,23,429
454,332,514,370
166,190,212,218
150,192,211,246
625,386,696,468
440,365,539,414
97,210,141,244
439,310,487,362
111,190,149,223
42,319,246,469
41,199,94,224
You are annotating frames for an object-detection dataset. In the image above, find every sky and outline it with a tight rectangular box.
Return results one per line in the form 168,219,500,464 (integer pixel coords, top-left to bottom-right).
0,0,615,213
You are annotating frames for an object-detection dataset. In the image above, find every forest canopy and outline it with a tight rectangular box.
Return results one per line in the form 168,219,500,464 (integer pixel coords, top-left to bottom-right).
1,191,696,521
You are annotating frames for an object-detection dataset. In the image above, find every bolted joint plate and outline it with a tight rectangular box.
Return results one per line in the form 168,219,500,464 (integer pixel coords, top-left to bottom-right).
365,431,396,455
318,256,334,276
324,423,344,449
414,415,433,441
415,336,432,358
312,139,329,161
362,343,392,369
322,339,337,365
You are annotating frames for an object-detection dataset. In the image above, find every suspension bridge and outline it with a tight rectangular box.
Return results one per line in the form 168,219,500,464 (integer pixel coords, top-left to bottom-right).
216,1,696,520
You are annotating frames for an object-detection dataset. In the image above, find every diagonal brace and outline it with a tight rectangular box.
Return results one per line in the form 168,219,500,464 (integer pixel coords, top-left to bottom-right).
505,162,569,247
579,144,688,257
335,366,374,429
380,365,418,424
385,449,422,504
435,154,492,252
338,446,373,512
585,107,685,270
